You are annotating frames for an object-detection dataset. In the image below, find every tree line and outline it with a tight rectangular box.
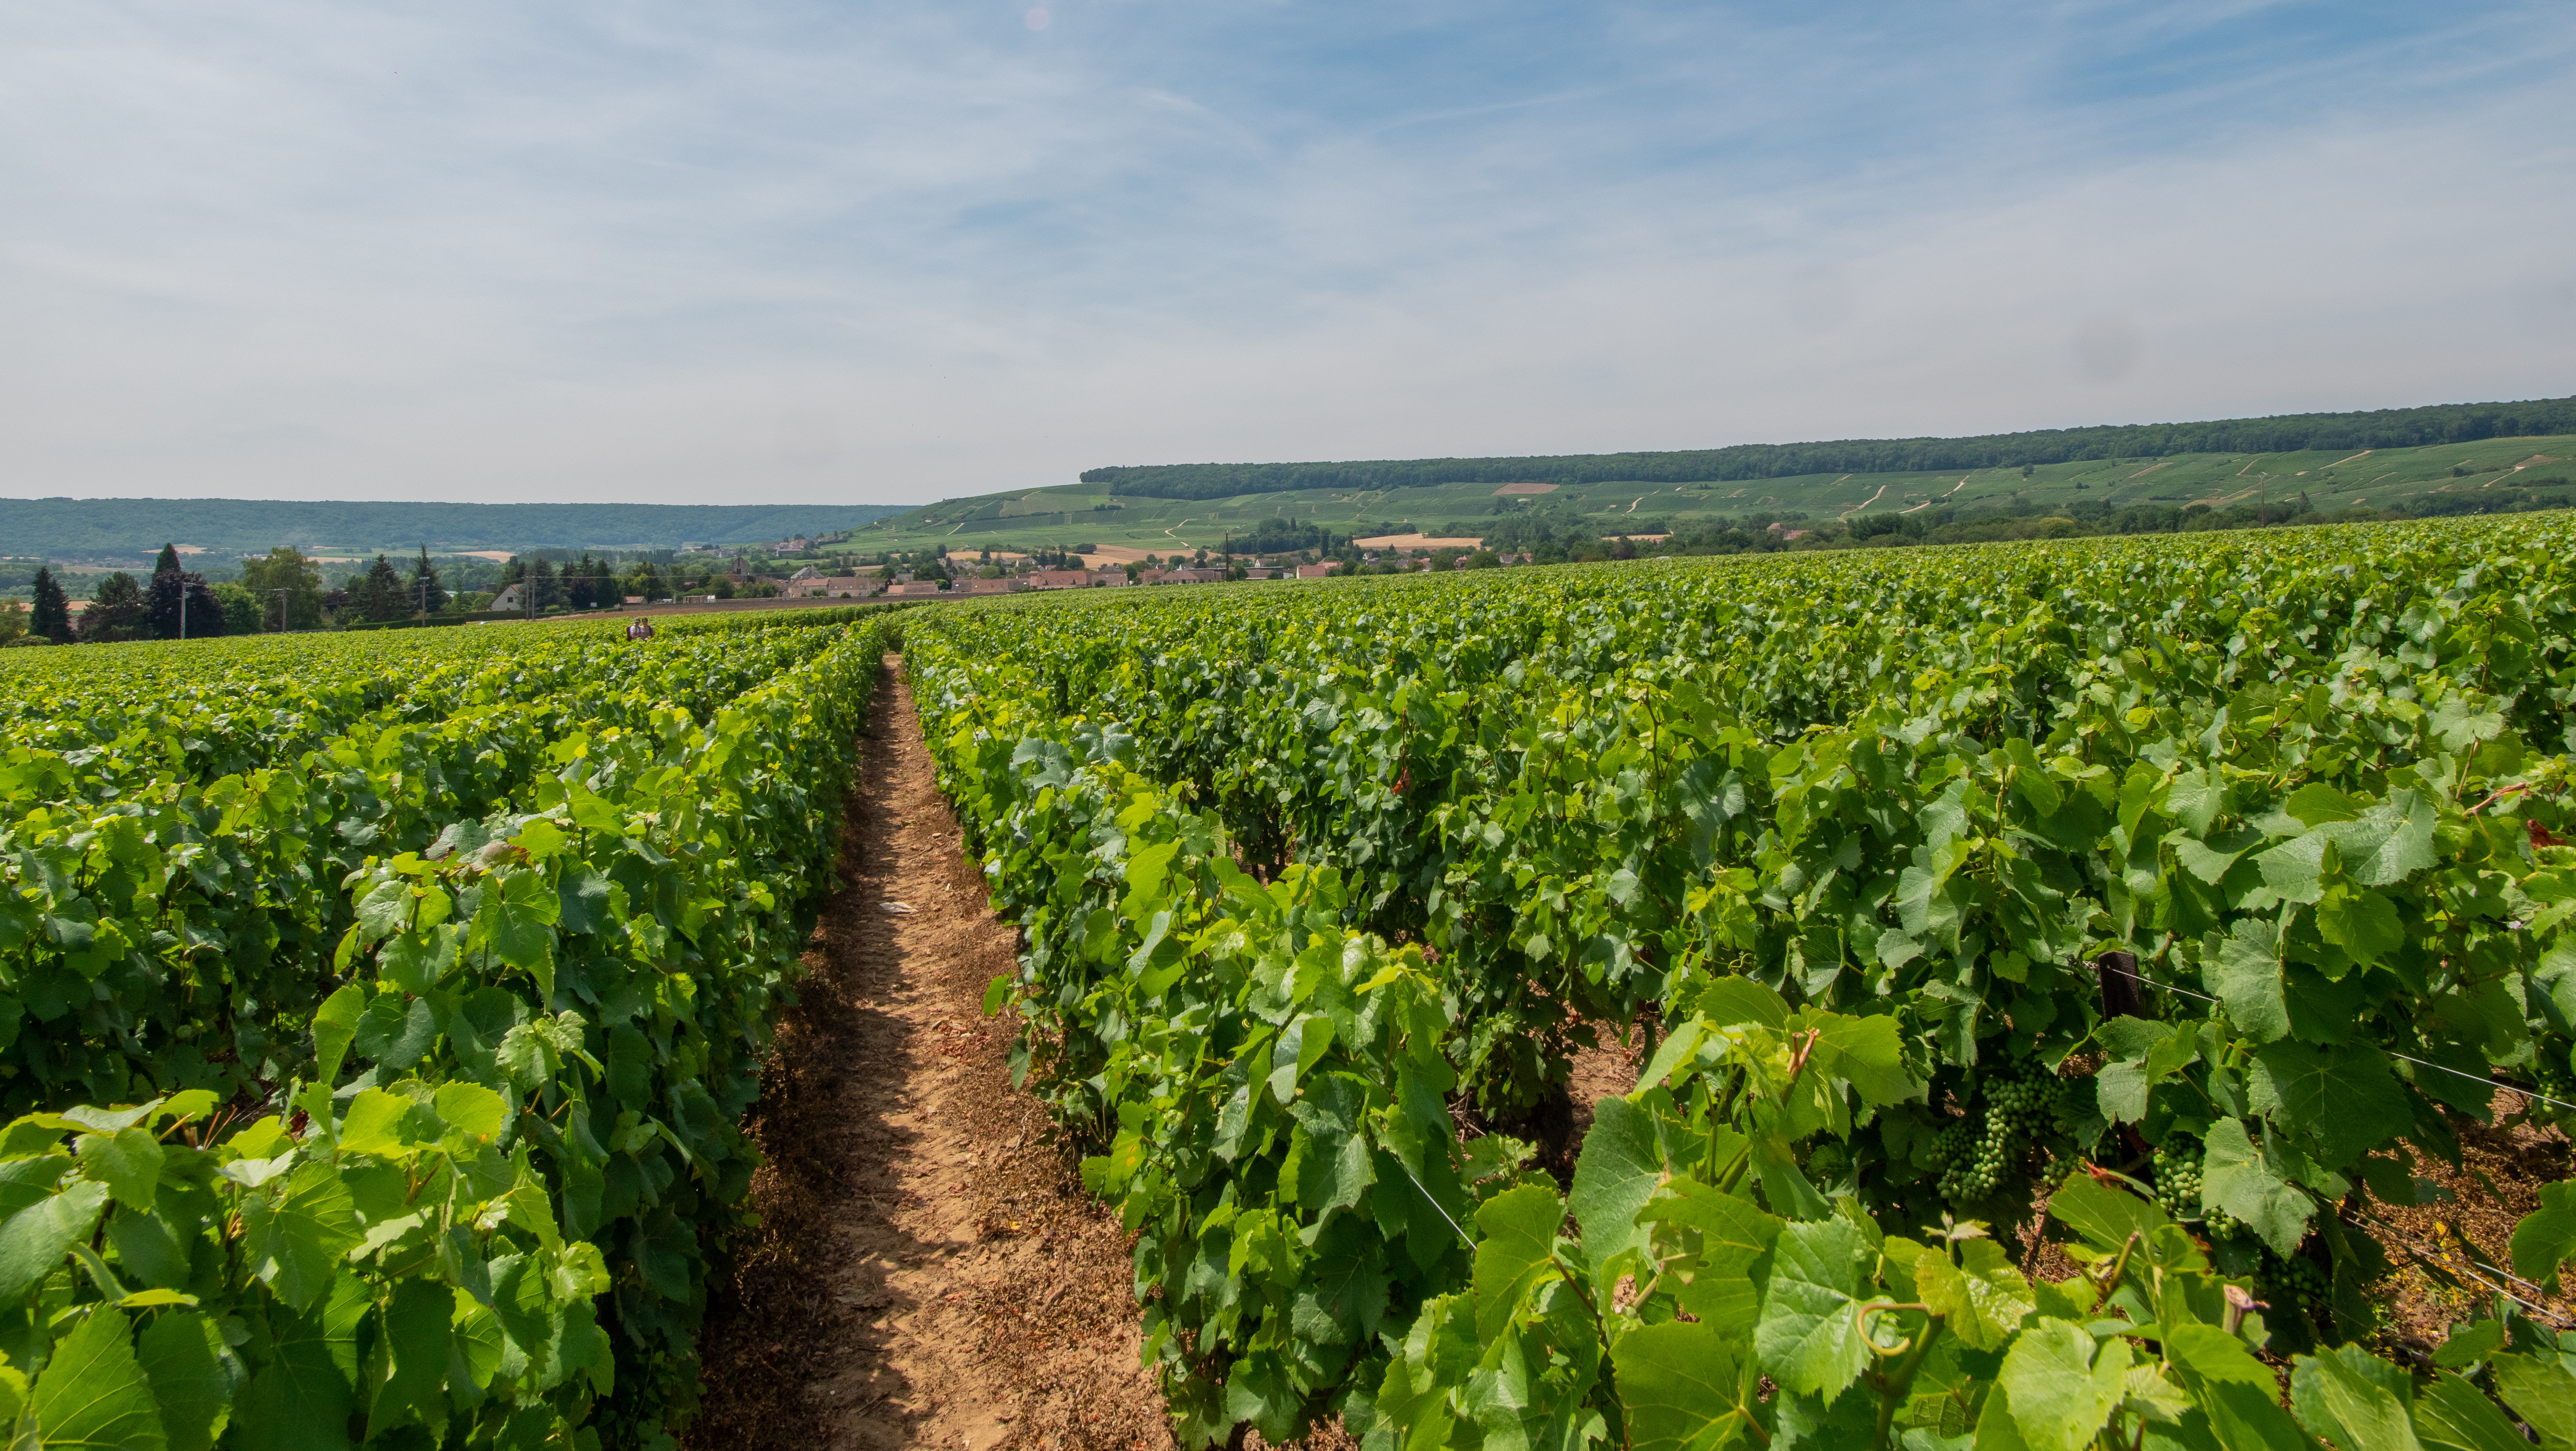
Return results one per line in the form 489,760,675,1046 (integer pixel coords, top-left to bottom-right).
2,544,683,646
1217,516,1349,556
1075,394,2576,498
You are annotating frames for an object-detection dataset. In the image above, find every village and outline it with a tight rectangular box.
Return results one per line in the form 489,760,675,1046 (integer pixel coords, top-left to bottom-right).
666,532,1549,602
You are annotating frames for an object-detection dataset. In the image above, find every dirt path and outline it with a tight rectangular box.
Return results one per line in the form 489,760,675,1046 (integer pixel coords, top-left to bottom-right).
689,657,1176,1451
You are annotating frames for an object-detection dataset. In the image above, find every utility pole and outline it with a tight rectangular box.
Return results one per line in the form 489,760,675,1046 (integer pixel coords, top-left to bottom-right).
274,589,288,633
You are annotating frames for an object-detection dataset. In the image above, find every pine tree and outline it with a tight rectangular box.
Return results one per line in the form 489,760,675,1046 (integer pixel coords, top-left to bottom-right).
531,557,560,611
148,545,187,639
409,546,449,615
147,551,224,641
566,554,597,611
30,567,71,644
361,554,405,621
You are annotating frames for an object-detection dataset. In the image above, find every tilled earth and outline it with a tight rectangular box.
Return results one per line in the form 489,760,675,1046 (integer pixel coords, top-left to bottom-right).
688,658,1175,1451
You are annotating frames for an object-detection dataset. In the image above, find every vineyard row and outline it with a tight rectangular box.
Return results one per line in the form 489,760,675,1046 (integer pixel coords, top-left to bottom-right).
909,518,2576,1450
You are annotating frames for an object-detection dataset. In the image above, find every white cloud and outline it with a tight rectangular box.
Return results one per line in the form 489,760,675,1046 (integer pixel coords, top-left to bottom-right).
0,1,2568,507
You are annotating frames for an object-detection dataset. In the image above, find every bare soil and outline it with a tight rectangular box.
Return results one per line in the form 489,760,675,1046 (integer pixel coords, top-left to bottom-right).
2368,1092,2575,1356
688,658,1176,1451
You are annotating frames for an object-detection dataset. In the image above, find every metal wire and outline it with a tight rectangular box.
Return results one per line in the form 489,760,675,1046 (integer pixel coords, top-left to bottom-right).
2343,1211,2572,1327
1391,1154,1479,1249
2097,961,2576,1117
2096,958,2576,1322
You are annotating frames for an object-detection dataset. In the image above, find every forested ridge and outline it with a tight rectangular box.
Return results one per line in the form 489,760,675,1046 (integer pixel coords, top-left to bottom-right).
1,498,914,557
1077,394,2576,498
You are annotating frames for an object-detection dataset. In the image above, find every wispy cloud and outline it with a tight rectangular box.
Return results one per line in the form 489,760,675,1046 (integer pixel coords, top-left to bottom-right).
0,0,2569,506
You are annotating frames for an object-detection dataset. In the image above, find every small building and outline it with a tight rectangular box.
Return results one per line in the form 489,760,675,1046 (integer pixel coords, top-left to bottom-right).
961,576,1021,595
1239,566,1282,580
490,583,525,611
885,579,946,597
1295,563,1337,580
1095,568,1132,587
1023,569,1092,590
788,575,873,599
788,564,821,581
771,536,811,555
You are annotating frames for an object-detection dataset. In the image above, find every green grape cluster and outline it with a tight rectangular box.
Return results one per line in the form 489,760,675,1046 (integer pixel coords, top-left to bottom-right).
2263,1249,2331,1323
2152,1145,2203,1221
2153,1140,2245,1236
1933,1065,2061,1204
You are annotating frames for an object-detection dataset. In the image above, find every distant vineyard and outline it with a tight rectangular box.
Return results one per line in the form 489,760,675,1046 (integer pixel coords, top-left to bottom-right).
911,517,2576,1449
0,606,896,1448
1075,394,2576,496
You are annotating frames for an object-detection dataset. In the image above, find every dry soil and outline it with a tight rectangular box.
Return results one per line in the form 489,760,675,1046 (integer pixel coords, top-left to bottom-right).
687,658,1176,1451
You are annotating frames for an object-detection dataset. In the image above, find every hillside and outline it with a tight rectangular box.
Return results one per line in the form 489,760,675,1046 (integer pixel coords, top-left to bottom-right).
1075,395,2576,499
0,498,915,560
846,405,2575,557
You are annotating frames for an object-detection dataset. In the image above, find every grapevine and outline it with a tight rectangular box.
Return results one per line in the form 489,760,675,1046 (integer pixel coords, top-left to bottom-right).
2153,1143,2203,1222
0,606,900,1448
909,514,2576,1447
1932,1060,2062,1206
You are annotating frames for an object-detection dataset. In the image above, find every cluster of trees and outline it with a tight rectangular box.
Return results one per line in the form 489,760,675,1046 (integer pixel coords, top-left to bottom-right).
1474,508,1677,551
16,545,488,646
1076,395,2576,498
1217,516,1349,555
332,549,451,620
493,552,641,610
490,551,819,608
9,535,921,645
9,546,238,645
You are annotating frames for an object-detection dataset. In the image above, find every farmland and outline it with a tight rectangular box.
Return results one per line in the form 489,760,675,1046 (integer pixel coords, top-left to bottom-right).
6,512,2576,1450
849,432,2576,557
0,606,901,1449
908,512,2576,1448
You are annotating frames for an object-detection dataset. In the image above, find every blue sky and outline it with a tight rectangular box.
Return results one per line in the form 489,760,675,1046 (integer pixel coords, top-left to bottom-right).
1,0,2570,506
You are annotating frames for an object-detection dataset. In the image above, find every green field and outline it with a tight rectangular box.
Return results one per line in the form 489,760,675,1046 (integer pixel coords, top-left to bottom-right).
910,513,2576,1447
10,516,2576,1449
0,606,899,1449
847,433,2574,554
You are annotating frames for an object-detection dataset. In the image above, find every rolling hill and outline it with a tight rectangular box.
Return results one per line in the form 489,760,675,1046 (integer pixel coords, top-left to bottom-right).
0,499,916,561
843,395,2575,556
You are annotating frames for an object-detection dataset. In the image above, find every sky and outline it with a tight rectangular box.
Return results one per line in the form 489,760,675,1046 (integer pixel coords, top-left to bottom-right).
1,0,2571,507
